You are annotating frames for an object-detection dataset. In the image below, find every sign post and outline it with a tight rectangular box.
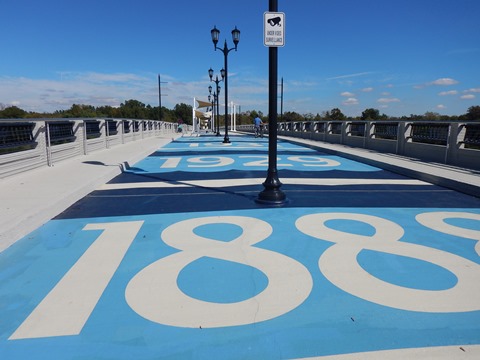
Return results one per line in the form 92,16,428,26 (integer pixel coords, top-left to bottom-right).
258,2,286,205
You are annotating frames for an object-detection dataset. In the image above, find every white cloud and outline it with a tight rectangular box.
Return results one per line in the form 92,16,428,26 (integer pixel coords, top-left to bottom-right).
430,78,459,86
0,72,219,113
464,88,480,93
341,91,355,97
437,104,446,109
342,97,359,106
0,73,157,112
377,97,400,103
381,92,390,96
74,72,145,84
361,87,374,92
415,77,459,89
288,80,318,88
327,72,372,80
438,90,458,96
461,94,476,100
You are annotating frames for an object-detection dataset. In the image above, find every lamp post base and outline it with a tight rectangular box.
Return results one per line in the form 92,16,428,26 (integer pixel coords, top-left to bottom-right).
223,136,230,144
256,174,286,205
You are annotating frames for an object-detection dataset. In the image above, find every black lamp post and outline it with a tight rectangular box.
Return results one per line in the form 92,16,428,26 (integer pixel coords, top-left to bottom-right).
215,88,220,135
211,25,240,144
208,93,214,133
208,68,223,136
208,87,220,135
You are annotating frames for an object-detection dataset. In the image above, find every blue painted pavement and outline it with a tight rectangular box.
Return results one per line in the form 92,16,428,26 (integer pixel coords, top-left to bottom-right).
1,134,479,359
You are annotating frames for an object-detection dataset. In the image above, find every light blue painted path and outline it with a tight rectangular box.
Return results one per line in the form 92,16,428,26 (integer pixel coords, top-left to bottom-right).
1,135,479,359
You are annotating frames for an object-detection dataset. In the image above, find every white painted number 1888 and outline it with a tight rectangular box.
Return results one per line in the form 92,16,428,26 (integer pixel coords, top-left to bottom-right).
10,211,480,340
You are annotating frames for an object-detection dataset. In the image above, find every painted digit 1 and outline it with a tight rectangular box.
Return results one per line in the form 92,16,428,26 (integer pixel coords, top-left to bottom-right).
295,212,480,313
9,221,143,340
125,216,313,328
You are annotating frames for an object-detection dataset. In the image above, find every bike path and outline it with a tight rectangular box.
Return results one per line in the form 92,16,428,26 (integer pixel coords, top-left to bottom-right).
1,134,479,359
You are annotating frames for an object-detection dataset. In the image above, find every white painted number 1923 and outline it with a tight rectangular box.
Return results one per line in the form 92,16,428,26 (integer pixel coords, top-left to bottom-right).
9,212,480,340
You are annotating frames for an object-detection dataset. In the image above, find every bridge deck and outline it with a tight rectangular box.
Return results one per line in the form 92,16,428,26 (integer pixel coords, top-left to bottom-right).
1,133,479,359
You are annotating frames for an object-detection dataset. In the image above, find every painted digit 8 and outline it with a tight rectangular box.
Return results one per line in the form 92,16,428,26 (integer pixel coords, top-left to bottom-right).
416,211,480,256
295,212,480,312
125,216,313,328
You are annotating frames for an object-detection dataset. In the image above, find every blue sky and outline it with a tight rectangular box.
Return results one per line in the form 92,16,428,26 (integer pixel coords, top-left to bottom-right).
1,0,479,117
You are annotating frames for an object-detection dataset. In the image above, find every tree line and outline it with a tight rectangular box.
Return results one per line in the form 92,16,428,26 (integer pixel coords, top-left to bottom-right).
1,101,479,124
0,100,193,124
282,106,480,122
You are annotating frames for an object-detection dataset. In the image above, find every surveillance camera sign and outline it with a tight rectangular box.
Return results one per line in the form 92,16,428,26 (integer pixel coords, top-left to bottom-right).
264,12,285,47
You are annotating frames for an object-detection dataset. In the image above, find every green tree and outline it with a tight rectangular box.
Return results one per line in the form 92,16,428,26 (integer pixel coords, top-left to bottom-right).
150,106,164,121
283,111,303,122
119,99,147,119
465,105,480,120
68,104,97,118
329,108,346,120
96,105,118,118
174,103,193,125
361,108,381,120
304,113,315,121
246,110,266,122
161,108,177,122
0,106,27,119
249,110,261,119
423,112,441,121
236,111,251,125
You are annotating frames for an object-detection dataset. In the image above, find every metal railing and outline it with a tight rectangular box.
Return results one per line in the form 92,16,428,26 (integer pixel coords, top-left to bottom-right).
0,118,179,179
236,120,480,171
0,122,37,154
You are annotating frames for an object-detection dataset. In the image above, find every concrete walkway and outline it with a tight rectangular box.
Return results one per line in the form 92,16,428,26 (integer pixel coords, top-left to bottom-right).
2,133,478,253
0,135,177,252
0,133,479,359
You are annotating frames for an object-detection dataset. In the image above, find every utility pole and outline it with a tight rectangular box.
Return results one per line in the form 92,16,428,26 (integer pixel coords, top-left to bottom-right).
158,75,168,121
280,77,284,122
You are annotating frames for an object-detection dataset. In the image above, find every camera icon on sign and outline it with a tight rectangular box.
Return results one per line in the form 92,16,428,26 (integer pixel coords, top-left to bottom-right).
267,16,282,27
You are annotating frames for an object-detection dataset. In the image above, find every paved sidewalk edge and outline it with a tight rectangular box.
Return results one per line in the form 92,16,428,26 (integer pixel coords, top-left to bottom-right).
280,135,480,198
0,136,176,252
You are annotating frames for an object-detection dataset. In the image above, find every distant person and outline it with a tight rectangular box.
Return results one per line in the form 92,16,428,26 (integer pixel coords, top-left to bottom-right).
253,116,264,138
